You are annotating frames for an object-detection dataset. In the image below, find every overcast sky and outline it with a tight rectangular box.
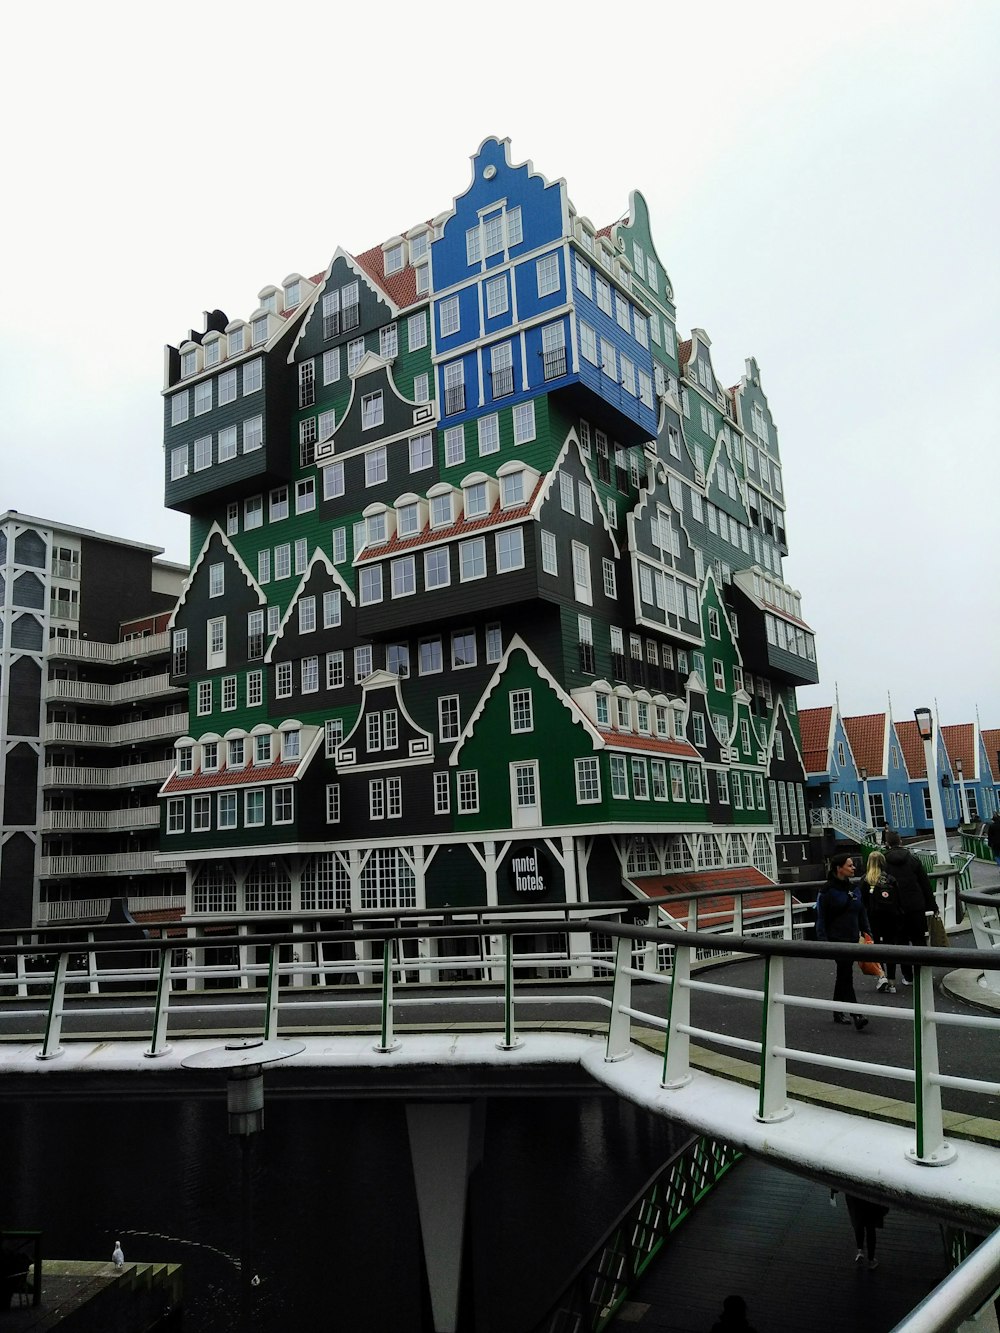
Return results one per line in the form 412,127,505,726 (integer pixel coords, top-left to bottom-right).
3,0,997,730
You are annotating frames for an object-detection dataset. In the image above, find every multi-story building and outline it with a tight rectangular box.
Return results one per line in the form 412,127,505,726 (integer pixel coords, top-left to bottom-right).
158,138,818,948
0,511,188,929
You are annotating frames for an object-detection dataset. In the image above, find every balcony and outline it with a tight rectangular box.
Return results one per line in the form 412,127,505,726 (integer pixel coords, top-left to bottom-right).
51,559,79,580
445,384,466,416
542,348,567,381
50,600,80,621
41,807,160,832
36,893,186,925
45,673,181,706
44,760,174,788
490,365,514,398
38,851,187,878
46,632,171,664
44,714,189,746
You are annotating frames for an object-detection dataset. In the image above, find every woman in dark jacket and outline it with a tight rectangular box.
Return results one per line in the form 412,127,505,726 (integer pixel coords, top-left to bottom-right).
815,852,871,1030
862,850,903,993
883,831,938,984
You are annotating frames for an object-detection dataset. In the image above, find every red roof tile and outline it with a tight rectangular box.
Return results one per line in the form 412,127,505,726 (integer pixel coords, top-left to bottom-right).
940,723,975,775
677,339,692,369
983,729,1000,782
630,867,791,926
162,759,301,795
843,713,887,778
894,720,927,778
354,245,419,309
799,706,832,774
600,728,701,759
356,480,544,562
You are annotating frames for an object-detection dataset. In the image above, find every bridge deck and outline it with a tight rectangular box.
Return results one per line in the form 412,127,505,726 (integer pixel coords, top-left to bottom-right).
609,1154,952,1333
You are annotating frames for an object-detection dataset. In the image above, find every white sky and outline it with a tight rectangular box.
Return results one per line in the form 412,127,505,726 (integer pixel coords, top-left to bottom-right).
3,0,997,728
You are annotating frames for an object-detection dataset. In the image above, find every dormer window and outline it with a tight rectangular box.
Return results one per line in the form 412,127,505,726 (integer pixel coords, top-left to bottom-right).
595,693,610,726
409,230,429,262
367,510,387,544
499,470,525,509
251,316,269,346
204,337,222,367
181,348,199,377
464,481,489,517
415,264,429,295
282,729,301,761
254,732,273,764
177,744,194,776
384,243,405,275
430,492,453,528
397,501,421,536
284,280,301,308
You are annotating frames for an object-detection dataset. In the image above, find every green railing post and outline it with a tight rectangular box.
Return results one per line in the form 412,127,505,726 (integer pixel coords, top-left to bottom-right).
661,945,692,1089
375,938,400,1053
144,947,173,1057
37,952,69,1061
756,954,793,1123
605,935,633,1062
496,932,522,1051
906,965,957,1166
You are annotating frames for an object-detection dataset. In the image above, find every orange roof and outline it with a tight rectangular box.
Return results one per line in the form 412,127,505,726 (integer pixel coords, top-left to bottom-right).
894,720,927,778
354,245,419,309
677,339,692,369
355,480,544,563
630,867,789,927
940,723,975,776
799,706,832,774
162,758,301,794
983,729,1000,782
843,713,887,778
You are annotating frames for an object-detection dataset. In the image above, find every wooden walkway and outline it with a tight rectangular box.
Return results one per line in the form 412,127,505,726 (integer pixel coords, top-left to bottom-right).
607,1156,953,1333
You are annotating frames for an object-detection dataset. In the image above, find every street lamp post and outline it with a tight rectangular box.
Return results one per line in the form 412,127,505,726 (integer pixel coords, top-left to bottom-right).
955,756,971,826
859,766,872,833
913,707,951,869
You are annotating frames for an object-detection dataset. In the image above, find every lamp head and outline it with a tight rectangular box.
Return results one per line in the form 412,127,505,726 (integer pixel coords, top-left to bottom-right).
914,707,933,741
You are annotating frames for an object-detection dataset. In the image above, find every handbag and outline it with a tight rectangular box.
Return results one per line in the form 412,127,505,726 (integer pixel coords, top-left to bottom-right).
858,932,884,979
928,915,949,948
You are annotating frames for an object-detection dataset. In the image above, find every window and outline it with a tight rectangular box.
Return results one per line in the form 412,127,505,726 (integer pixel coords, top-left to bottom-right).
439,695,461,741
595,275,612,315
324,462,345,501
246,670,262,706
490,342,513,398
170,392,189,425
408,311,427,351
615,293,631,334
541,529,558,575
384,243,404,275
602,558,617,599
270,785,293,825
440,297,460,337
194,436,212,471
354,645,373,682
213,792,235,830
222,676,237,711
192,795,211,831
486,623,503,662
513,401,535,444
254,732,272,764
245,789,265,827
167,798,184,834
367,713,383,751
610,755,628,799
460,536,487,581
387,642,409,677
651,760,668,801
252,316,268,346
409,432,432,471
424,548,450,589
496,528,523,572
464,481,489,518
692,713,706,746
365,446,387,486
478,413,500,455
244,358,263,396
243,415,263,453
445,425,465,466
444,361,465,415
580,321,598,365
348,337,366,374
360,565,383,605
296,478,315,513
282,729,301,762
362,391,384,430
631,758,649,800
419,637,443,674
300,654,319,694
510,689,533,733
575,757,601,803
670,762,686,801
274,544,291,579
572,541,592,604
452,629,476,668
219,427,238,463
430,492,453,528
458,771,479,813
207,617,226,668
276,661,293,697
270,487,289,521
500,470,525,508
434,772,450,815
392,555,416,598
485,274,508,318
536,252,559,297
170,446,188,480
227,326,245,357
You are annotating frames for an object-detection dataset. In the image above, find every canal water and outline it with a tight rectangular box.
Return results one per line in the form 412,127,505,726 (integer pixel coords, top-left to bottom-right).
1,1086,684,1331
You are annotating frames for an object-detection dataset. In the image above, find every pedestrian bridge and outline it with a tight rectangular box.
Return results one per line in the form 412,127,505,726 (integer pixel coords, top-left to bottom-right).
2,886,999,1231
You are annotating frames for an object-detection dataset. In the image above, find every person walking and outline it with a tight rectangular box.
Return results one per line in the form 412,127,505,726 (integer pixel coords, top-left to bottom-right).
883,831,938,985
987,812,1000,874
844,1194,889,1269
815,852,871,1030
861,850,902,994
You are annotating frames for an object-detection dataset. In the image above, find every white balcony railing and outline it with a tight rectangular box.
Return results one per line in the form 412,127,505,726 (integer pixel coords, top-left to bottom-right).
38,851,187,878
46,632,171,663
36,894,186,925
45,673,180,706
44,714,188,746
43,760,174,788
41,807,160,832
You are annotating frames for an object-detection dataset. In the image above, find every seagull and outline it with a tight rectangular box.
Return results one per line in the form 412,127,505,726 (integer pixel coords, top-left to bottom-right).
112,1242,125,1270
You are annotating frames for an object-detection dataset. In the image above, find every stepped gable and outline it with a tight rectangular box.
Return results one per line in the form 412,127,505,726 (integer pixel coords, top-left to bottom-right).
630,866,786,926
798,706,832,774
983,729,1000,782
843,713,887,777
940,722,975,774
894,719,928,778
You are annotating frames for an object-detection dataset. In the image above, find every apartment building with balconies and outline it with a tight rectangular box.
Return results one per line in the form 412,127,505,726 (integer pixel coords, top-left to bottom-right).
0,511,188,928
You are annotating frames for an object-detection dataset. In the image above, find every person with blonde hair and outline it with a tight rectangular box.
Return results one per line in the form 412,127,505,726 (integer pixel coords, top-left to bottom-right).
862,849,903,994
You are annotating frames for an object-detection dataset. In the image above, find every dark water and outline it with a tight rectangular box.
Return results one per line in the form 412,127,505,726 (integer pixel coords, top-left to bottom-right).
1,1087,683,1331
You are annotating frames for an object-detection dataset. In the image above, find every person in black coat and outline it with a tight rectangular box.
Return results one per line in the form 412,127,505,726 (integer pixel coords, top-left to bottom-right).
815,852,872,1030
987,812,1000,870
862,850,903,993
883,831,938,984
845,1194,889,1269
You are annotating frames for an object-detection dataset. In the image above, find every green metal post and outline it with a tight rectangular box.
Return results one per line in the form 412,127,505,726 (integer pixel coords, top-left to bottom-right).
145,947,173,1057
37,952,69,1061
906,965,957,1165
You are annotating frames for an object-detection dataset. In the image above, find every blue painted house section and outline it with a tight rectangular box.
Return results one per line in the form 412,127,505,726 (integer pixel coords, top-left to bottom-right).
431,138,658,443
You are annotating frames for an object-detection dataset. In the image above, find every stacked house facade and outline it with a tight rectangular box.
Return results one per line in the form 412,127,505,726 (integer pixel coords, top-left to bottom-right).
0,510,188,930
158,139,819,946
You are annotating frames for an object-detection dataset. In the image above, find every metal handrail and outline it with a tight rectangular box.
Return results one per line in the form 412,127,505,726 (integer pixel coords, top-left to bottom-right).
2,920,998,1171
890,1223,1000,1332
